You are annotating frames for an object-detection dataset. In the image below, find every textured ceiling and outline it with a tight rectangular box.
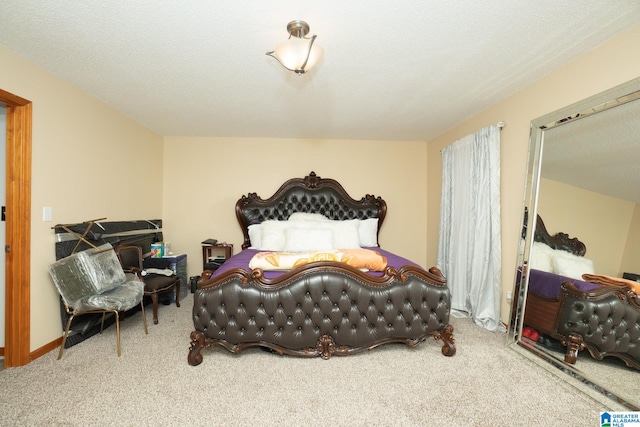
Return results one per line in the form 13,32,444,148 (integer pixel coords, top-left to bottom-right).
1,1,639,142
542,91,640,203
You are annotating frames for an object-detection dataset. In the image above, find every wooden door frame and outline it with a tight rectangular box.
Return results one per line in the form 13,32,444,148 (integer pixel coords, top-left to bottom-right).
0,88,31,367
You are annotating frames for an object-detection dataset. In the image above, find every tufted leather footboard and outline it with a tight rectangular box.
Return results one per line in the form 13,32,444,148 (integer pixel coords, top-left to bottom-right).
556,281,640,370
188,262,455,365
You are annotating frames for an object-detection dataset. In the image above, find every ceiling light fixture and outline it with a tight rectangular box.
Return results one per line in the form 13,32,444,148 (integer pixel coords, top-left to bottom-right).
266,20,324,75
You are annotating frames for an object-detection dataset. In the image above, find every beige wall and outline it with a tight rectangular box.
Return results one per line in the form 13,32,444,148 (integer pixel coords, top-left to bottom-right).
538,178,635,276
3,22,640,355
161,138,428,278
426,23,640,324
620,205,640,277
0,45,164,351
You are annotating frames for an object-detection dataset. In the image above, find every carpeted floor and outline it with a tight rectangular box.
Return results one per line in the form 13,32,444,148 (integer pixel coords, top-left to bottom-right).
521,334,639,408
0,294,619,426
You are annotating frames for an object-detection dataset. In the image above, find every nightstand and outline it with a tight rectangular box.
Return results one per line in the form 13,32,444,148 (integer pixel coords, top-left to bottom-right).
201,243,234,270
162,253,188,302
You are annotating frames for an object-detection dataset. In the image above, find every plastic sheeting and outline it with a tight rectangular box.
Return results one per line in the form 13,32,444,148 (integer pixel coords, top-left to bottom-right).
49,244,144,313
52,219,162,348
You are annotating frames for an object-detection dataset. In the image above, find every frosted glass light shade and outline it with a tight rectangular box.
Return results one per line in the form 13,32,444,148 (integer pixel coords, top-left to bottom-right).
272,37,324,74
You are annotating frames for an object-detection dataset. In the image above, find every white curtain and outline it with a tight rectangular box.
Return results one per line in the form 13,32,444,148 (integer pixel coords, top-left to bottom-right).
437,125,503,332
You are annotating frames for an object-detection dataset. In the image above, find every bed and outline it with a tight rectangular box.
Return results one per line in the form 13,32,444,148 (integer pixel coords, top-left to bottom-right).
188,172,455,365
523,215,640,370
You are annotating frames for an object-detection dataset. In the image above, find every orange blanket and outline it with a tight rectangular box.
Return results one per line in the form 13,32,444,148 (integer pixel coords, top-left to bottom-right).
581,273,640,295
249,248,388,272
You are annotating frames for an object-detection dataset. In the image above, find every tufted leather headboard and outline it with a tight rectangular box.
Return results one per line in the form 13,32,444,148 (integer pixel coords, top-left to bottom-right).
235,172,387,249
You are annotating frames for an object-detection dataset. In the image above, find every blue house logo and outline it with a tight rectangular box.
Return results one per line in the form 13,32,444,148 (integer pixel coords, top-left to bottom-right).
601,412,611,427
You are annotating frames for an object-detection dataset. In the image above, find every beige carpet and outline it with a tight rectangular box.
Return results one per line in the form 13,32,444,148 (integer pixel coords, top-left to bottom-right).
0,294,615,426
521,335,639,408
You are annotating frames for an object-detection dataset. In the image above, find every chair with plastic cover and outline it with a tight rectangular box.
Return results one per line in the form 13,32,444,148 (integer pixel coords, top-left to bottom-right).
48,243,148,359
115,243,181,325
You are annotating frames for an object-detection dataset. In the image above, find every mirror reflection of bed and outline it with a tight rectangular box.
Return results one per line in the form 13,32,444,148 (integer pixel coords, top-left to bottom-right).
521,215,639,402
512,77,640,410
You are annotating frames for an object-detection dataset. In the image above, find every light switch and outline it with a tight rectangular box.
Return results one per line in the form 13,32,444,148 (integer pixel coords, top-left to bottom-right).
43,206,53,222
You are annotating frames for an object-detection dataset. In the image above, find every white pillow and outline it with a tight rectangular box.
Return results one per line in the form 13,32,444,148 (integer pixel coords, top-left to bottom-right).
532,241,555,255
329,220,361,249
358,218,379,247
529,251,552,272
253,216,379,251
551,250,595,280
529,241,554,272
258,220,287,251
248,224,262,249
288,212,329,222
283,227,335,252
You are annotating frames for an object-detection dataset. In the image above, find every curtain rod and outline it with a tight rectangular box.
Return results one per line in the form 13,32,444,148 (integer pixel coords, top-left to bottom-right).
439,121,506,154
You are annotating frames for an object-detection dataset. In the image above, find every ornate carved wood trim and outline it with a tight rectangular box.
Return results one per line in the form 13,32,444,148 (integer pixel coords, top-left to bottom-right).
534,214,586,256
187,327,456,366
199,262,447,291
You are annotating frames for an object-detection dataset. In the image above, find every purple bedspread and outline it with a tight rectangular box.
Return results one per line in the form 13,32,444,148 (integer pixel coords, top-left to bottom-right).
211,247,422,280
528,268,601,299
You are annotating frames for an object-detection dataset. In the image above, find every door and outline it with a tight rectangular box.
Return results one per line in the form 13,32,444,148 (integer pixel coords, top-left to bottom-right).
1,88,32,367
0,106,5,353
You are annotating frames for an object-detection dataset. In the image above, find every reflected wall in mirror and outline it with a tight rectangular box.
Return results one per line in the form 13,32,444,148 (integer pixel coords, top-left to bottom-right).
509,76,640,410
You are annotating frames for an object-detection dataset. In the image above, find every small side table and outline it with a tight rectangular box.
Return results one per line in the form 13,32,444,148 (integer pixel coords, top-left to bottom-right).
201,243,234,270
162,254,188,302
